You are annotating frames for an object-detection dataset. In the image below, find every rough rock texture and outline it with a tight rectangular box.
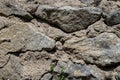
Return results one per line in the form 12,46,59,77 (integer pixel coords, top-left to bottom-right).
0,0,33,19
53,61,105,80
0,0,120,80
64,32,120,67
0,23,55,53
105,9,120,26
35,5,102,32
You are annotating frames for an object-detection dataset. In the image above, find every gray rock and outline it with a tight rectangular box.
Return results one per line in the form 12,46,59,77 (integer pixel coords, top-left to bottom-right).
64,33,120,67
115,72,120,80
0,1,32,19
23,0,85,7
31,19,68,40
20,51,52,80
35,5,102,32
80,0,94,4
0,55,22,80
41,73,52,80
114,66,120,80
80,0,101,6
0,17,6,30
104,24,120,38
0,23,55,53
0,53,9,68
99,0,120,15
87,19,108,38
54,61,104,80
0,20,55,80
25,34,55,51
105,9,120,26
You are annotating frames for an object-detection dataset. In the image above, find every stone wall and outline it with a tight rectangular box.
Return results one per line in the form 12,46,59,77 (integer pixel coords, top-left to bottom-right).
0,0,120,80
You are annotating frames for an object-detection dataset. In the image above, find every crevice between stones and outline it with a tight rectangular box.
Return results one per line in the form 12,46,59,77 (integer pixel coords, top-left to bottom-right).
84,60,120,71
0,39,11,44
39,72,50,80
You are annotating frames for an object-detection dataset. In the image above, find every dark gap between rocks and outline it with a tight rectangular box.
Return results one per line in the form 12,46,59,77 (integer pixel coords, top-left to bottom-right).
39,72,50,80
12,14,33,22
7,51,22,57
47,47,57,54
84,60,120,71
0,13,9,17
98,62,120,71
0,39,11,44
0,25,9,31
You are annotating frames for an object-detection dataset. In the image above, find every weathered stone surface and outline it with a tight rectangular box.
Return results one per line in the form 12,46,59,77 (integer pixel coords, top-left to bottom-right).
0,23,55,69
106,24,120,38
0,23,55,53
20,51,52,80
0,55,22,80
41,73,52,80
0,21,56,79
31,19,69,40
0,0,120,79
54,61,105,80
22,0,85,7
35,5,102,32
0,53,9,68
80,0,102,6
0,0,32,19
99,0,120,14
105,9,120,26
64,33,120,66
0,17,6,30
87,19,108,38
114,66,120,80
116,72,120,80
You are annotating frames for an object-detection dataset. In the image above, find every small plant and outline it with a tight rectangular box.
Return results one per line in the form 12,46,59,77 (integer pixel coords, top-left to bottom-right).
49,64,66,80
50,64,54,73
57,67,65,80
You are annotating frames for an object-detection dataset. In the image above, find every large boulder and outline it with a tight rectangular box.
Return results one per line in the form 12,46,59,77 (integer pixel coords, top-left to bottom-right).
35,5,102,32
0,23,55,69
64,33,120,67
0,23,55,53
